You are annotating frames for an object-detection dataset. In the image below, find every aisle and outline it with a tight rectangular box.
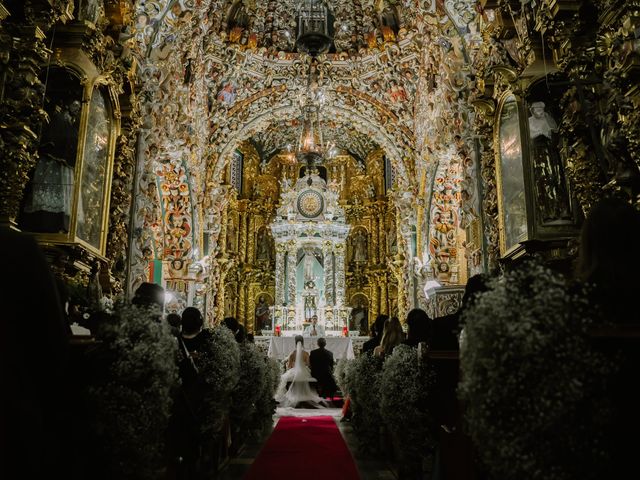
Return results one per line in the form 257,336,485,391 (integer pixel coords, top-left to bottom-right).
243,416,360,480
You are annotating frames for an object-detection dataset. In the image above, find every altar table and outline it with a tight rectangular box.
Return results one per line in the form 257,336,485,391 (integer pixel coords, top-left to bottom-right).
267,337,355,361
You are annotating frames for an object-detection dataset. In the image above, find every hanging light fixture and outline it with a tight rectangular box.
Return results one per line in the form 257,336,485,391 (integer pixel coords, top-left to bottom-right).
296,103,324,166
295,0,332,57
293,0,334,169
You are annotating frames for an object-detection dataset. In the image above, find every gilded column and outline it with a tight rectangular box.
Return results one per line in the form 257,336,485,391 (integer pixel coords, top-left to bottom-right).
220,208,229,253
378,206,386,262
371,282,380,323
379,275,388,315
370,210,377,264
248,212,256,263
238,279,246,325
238,209,247,263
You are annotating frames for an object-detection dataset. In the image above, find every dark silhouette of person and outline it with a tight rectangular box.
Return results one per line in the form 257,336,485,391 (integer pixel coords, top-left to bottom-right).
166,312,182,337
0,228,71,477
403,308,432,347
574,197,640,478
310,337,337,400
361,314,389,354
576,197,640,324
132,282,165,313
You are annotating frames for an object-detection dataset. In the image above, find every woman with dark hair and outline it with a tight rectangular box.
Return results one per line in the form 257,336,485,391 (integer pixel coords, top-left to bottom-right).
403,308,432,347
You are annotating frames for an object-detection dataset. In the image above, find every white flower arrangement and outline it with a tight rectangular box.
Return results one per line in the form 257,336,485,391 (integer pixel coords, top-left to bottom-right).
196,325,241,436
347,353,384,451
334,357,355,396
458,259,617,480
231,343,267,435
251,356,281,435
380,345,437,470
85,302,179,479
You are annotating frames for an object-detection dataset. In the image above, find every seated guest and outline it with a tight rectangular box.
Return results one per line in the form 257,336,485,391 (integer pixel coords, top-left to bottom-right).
402,308,431,347
181,307,209,355
310,338,337,399
361,314,388,354
373,316,403,358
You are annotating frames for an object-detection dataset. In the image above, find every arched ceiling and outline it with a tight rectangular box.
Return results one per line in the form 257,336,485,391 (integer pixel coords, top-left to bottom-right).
133,0,479,188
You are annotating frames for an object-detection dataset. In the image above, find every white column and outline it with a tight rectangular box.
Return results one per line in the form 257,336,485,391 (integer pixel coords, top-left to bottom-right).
334,242,346,306
287,245,297,307
323,242,334,306
275,244,286,306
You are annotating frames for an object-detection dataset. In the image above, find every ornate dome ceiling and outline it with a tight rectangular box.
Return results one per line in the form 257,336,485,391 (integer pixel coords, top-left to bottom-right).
133,0,479,185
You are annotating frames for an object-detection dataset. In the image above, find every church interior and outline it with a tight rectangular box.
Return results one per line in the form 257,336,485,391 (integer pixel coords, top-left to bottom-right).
1,0,639,479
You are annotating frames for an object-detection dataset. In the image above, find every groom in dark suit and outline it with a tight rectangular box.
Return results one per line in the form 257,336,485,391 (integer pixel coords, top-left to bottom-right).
309,337,337,400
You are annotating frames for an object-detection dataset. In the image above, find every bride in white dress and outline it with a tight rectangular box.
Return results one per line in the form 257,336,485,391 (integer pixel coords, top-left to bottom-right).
275,336,326,408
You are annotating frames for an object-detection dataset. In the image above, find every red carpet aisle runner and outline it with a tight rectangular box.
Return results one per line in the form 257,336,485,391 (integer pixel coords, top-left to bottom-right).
244,416,360,480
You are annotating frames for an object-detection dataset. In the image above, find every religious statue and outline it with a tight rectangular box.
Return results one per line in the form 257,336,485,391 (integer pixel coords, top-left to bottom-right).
527,101,572,223
350,303,368,334
303,251,315,281
256,228,271,262
352,230,368,263
303,279,317,319
255,296,271,331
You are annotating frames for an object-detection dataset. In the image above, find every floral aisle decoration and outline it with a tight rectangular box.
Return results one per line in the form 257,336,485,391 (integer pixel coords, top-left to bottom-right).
458,259,617,480
251,356,281,436
347,353,384,451
85,303,179,479
231,342,267,438
380,345,437,473
196,325,241,438
334,357,354,396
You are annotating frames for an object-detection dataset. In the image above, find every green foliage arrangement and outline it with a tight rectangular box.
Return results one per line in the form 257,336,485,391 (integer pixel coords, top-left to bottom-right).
380,345,437,470
458,259,617,480
231,343,267,436
195,326,241,437
85,303,179,479
347,353,384,451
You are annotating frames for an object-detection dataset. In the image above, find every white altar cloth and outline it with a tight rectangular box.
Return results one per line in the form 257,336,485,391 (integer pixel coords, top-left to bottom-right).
267,337,355,361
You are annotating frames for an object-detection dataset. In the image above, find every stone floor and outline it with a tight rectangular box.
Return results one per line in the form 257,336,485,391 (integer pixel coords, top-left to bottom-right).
218,406,397,479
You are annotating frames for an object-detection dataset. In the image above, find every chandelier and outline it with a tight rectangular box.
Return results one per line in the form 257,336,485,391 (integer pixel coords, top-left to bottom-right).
295,0,332,57
294,0,333,168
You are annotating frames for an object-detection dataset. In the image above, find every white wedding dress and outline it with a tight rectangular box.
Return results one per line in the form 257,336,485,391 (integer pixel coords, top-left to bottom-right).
275,341,326,408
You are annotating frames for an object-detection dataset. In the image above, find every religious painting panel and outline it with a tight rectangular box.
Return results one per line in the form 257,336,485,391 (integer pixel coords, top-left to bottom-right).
495,93,528,254
76,87,113,250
